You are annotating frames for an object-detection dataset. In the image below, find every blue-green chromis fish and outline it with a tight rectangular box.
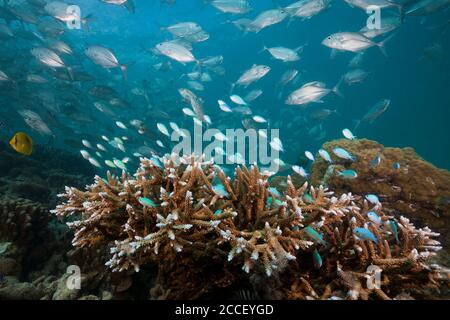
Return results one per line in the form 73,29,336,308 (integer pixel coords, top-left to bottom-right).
313,249,323,269
304,226,326,245
353,227,378,243
337,169,358,179
138,197,157,207
390,220,400,244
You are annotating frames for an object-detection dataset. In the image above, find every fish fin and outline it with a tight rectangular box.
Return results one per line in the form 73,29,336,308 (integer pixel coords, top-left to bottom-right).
295,44,306,53
258,45,268,55
120,65,128,81
229,82,236,95
377,34,395,57
287,16,296,28
81,14,95,31
66,66,74,81
125,0,135,13
332,77,344,98
330,48,338,60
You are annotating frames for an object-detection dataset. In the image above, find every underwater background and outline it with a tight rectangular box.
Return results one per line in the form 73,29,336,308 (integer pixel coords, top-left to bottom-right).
0,0,449,300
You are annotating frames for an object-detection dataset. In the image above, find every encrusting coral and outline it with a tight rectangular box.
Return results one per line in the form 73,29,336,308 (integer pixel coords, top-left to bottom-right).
53,154,449,300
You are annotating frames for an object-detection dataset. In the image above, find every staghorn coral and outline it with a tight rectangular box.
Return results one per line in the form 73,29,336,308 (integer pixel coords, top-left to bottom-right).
53,154,448,300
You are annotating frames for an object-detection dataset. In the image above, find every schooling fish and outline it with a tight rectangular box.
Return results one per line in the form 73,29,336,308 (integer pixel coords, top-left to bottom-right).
313,249,323,269
268,187,281,197
303,193,315,204
393,162,401,170
113,159,127,171
305,151,315,162
318,149,333,163
230,94,248,106
85,46,128,79
337,169,358,179
353,227,378,243
252,115,267,123
9,132,33,156
105,160,117,168
390,220,400,244
304,226,326,245
218,100,233,113
342,128,356,140
365,194,380,205
367,211,382,225
213,184,229,197
333,147,356,161
370,154,381,168
139,197,157,207
293,165,308,178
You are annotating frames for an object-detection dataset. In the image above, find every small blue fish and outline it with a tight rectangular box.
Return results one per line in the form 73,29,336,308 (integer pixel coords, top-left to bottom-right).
305,151,315,162
266,196,283,207
304,226,326,245
333,147,356,161
303,193,315,204
365,194,380,205
213,184,229,197
370,154,381,168
149,156,163,168
353,228,378,243
318,149,333,163
268,187,281,197
337,169,358,179
367,211,382,225
393,162,401,170
313,249,323,269
214,209,223,215
390,220,400,244
138,197,157,207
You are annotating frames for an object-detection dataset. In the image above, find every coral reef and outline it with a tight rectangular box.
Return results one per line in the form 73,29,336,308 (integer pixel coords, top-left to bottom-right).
0,142,115,300
309,139,450,256
53,154,449,300
0,142,95,208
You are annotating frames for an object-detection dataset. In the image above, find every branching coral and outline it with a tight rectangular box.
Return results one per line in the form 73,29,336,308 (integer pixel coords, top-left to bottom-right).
53,154,448,300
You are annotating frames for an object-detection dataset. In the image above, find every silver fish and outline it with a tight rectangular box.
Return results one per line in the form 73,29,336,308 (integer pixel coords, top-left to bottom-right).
85,46,127,79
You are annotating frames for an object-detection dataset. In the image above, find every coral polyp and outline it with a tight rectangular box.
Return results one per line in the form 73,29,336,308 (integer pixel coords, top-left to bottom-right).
53,154,448,299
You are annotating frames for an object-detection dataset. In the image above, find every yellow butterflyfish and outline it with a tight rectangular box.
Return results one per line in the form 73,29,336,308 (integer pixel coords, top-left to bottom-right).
9,132,33,156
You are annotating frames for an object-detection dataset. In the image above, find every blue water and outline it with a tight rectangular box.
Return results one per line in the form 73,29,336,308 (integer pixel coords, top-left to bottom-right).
1,0,449,170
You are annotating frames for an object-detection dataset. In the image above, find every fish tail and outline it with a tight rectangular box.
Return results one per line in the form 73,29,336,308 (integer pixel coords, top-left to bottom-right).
229,82,236,95
120,65,128,81
82,14,95,31
66,66,74,81
332,77,344,98
377,34,395,57
258,45,268,55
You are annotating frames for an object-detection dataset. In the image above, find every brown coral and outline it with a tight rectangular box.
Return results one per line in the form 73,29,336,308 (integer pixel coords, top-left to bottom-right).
309,139,450,255
53,154,448,300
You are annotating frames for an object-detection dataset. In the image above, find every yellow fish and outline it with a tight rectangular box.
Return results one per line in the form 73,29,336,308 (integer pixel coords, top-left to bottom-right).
9,132,33,156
